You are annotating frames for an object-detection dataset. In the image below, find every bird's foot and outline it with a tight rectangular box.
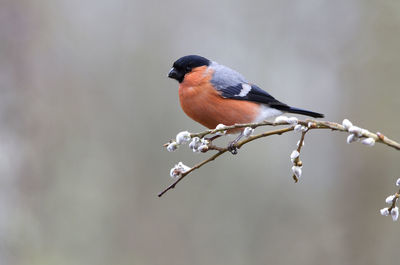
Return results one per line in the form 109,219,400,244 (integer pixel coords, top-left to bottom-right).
227,132,244,155
227,142,238,155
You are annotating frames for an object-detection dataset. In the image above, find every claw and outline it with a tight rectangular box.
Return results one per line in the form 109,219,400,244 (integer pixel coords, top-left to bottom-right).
227,132,243,155
228,142,238,155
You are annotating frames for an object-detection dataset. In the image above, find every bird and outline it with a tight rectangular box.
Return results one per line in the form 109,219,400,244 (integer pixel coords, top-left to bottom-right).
168,55,324,154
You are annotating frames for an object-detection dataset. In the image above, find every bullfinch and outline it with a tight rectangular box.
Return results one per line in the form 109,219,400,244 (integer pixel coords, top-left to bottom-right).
168,55,324,153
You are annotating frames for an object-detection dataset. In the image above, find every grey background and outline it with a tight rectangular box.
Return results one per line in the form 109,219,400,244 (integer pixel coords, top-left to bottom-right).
1,0,400,264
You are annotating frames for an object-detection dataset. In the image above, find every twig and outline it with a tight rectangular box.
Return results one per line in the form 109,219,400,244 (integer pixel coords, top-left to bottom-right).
389,189,400,212
160,119,400,197
159,127,294,197
158,150,227,197
169,119,400,151
191,121,286,139
291,130,307,182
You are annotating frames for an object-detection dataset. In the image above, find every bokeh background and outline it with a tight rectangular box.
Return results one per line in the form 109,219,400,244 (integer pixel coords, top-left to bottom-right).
1,0,400,264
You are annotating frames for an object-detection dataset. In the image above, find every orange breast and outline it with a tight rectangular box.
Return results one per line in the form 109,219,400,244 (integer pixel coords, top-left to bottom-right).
179,66,260,133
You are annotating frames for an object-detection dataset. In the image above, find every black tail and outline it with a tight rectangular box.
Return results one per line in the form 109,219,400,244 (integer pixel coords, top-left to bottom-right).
286,107,324,118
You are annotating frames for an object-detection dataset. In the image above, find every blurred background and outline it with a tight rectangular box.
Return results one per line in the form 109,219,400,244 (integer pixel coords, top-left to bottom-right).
1,0,400,264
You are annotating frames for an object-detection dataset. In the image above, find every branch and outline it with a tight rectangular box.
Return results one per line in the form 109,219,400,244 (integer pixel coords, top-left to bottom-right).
380,178,400,221
158,126,293,197
160,118,400,198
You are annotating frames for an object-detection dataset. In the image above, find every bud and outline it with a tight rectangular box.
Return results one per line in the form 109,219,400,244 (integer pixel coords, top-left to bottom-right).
396,178,400,187
361,129,370,135
342,119,353,130
291,166,302,179
274,116,289,123
167,142,178,152
348,126,362,136
176,131,191,144
294,124,302,133
215,124,227,135
380,207,390,216
189,137,201,150
290,150,300,162
177,162,191,172
198,144,208,152
287,117,298,124
385,195,395,204
170,162,191,178
243,127,254,137
346,134,358,144
300,126,308,132
200,138,209,145
170,168,178,178
361,137,375,146
391,207,399,221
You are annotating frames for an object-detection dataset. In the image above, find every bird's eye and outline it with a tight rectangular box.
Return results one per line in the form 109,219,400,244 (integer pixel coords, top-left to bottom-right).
186,66,192,72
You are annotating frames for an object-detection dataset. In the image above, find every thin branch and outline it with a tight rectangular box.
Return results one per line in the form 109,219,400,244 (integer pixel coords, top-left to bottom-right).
159,127,294,197
190,120,285,139
236,127,294,148
159,119,400,197
167,119,400,151
389,190,400,212
305,120,400,150
291,130,307,182
158,150,227,197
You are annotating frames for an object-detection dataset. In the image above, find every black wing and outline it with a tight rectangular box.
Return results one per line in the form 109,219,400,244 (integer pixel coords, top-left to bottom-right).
220,83,292,111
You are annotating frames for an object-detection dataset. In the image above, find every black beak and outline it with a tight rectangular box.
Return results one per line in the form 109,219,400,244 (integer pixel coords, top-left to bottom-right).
168,67,184,82
168,68,178,79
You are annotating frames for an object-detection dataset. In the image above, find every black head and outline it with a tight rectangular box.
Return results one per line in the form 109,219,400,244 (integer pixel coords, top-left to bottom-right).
168,55,210,83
